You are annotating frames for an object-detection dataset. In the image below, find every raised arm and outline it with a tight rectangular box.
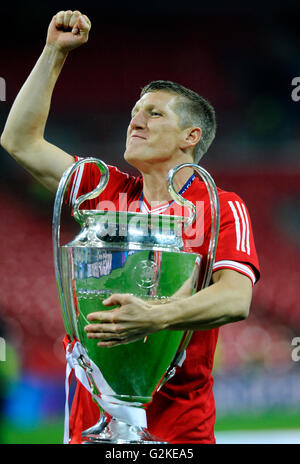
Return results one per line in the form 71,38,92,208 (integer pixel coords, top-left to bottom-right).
0,10,91,193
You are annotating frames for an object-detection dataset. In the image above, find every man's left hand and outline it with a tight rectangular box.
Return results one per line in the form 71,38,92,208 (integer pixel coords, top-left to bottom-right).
84,293,165,347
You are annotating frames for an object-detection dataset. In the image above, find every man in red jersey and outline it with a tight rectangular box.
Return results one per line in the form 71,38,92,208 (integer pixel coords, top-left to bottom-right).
1,11,260,444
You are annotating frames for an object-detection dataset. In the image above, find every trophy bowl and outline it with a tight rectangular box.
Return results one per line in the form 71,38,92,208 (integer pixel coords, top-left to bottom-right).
53,158,220,444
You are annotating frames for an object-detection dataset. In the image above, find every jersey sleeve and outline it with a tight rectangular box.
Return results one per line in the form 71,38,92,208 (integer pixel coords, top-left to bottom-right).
212,191,260,286
66,156,135,209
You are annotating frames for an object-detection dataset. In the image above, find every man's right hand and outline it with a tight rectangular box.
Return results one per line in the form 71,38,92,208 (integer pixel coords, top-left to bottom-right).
1,10,92,193
46,10,91,53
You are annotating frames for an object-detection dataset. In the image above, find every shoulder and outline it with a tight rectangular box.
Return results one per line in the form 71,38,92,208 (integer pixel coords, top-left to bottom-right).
106,164,143,192
191,176,242,200
74,156,142,186
191,177,249,217
68,156,142,206
217,188,248,215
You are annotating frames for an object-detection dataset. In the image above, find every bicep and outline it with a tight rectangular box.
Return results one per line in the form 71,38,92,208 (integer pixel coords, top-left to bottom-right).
10,138,75,193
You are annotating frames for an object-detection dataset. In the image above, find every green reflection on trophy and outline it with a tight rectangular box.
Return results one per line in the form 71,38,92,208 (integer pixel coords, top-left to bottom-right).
53,158,220,443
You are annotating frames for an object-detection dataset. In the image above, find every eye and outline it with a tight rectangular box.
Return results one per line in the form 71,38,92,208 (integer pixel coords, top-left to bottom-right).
150,111,162,117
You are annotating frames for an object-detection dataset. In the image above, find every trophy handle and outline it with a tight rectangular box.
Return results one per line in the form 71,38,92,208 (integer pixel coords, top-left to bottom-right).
161,163,220,386
167,166,196,229
73,159,110,223
52,157,110,339
167,163,220,287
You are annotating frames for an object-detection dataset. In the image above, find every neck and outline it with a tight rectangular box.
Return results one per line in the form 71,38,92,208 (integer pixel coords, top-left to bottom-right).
142,164,194,206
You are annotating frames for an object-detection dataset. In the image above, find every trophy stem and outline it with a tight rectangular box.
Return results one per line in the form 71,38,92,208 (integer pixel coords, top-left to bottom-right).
82,414,109,438
82,417,167,444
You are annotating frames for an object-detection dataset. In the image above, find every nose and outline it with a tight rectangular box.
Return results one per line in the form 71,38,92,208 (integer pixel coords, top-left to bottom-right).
129,109,146,130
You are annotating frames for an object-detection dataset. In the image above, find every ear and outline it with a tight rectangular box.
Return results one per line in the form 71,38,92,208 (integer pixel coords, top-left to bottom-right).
180,127,202,151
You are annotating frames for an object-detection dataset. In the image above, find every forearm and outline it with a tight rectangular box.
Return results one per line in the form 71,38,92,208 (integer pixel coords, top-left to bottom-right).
1,44,68,150
157,276,251,331
85,270,252,347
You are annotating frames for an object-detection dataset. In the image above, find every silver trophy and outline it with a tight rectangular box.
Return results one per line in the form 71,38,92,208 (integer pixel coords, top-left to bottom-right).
52,158,220,444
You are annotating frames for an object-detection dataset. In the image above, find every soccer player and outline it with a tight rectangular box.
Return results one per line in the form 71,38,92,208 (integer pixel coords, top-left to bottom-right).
1,11,260,444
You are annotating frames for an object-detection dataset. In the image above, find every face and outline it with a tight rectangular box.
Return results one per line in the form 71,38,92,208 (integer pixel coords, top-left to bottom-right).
124,91,185,171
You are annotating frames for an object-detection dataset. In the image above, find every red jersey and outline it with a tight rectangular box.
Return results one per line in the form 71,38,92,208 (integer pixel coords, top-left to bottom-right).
65,159,260,444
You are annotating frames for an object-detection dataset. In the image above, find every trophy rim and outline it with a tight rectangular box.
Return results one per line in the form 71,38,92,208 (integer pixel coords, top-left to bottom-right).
61,243,201,256
76,209,187,224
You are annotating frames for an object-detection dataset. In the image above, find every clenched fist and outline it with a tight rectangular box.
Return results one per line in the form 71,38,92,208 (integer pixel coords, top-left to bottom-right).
46,10,91,52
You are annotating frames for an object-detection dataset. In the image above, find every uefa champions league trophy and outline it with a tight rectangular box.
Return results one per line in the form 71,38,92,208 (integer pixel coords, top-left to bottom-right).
52,158,220,444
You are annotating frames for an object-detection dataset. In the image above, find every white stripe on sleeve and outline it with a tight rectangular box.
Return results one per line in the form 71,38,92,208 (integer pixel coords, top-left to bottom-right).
235,201,246,253
213,260,256,285
228,200,251,256
241,202,251,255
228,201,241,252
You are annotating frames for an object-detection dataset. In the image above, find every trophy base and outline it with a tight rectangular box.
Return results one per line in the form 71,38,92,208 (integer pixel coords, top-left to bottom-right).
82,417,167,444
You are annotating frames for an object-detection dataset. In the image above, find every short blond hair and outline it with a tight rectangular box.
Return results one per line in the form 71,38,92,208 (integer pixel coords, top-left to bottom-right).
140,80,216,163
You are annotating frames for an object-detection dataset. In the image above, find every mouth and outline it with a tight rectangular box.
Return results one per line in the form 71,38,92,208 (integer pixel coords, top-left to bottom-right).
130,133,146,140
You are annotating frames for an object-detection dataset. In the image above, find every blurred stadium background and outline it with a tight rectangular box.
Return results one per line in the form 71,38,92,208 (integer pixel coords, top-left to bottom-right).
0,0,300,444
